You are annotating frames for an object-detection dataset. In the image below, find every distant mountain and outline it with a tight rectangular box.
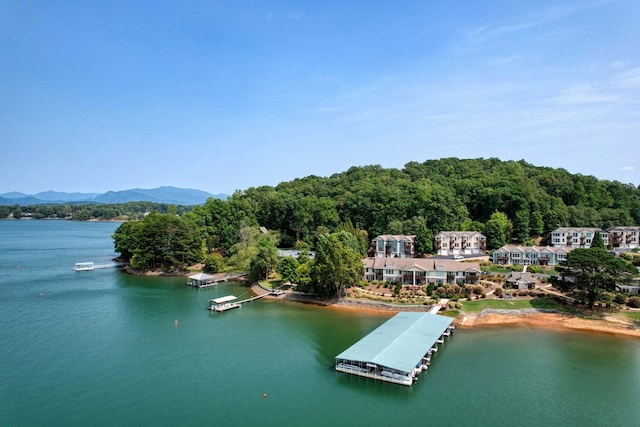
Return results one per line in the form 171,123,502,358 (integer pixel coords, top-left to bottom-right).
34,191,99,202
0,186,223,206
93,186,214,205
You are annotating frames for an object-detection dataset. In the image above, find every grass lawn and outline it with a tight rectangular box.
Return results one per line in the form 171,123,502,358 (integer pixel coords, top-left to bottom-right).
461,298,560,313
618,311,640,321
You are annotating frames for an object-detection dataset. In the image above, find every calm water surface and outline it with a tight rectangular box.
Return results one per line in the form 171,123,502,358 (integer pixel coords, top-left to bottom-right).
1,220,639,426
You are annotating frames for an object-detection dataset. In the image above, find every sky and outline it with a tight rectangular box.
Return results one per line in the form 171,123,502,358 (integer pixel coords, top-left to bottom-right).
1,0,639,195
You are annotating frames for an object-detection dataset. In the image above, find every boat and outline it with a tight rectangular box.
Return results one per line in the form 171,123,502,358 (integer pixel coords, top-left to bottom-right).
74,262,94,271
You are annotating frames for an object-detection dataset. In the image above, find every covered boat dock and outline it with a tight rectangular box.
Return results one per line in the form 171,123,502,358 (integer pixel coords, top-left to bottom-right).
208,295,240,312
335,312,454,386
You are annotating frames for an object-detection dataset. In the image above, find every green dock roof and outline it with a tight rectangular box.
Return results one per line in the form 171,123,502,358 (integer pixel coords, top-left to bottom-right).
335,312,453,374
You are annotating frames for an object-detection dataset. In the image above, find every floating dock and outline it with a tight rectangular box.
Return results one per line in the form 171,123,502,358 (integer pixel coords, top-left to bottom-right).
335,312,454,386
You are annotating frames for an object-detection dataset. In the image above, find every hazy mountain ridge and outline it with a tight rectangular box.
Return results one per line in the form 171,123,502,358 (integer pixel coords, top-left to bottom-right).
0,186,226,206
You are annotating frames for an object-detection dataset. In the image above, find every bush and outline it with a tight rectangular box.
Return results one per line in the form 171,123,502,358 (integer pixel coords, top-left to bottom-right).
614,293,628,305
627,296,640,308
203,253,225,273
494,287,504,298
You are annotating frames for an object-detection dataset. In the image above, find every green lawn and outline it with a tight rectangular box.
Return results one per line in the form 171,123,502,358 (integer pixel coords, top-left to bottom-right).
461,298,559,313
619,311,640,321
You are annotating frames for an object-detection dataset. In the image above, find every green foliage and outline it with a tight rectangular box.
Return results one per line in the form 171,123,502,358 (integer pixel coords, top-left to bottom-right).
203,253,225,273
591,232,605,250
485,211,512,249
276,256,299,283
558,248,638,309
113,212,203,271
310,233,362,298
249,236,279,281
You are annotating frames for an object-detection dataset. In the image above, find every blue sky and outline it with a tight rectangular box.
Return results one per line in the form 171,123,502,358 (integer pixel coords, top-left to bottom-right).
1,0,639,195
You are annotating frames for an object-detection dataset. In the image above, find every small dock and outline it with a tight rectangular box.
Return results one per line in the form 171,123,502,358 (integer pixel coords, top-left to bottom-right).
208,289,285,312
187,273,247,288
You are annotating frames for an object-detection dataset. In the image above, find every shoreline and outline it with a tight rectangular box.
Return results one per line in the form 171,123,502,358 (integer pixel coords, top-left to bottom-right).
456,309,640,339
257,287,640,339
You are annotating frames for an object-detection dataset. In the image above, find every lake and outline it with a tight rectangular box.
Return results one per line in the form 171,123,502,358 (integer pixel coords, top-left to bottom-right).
1,220,639,426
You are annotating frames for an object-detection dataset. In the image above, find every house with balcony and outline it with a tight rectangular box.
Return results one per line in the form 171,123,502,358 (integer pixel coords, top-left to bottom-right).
492,245,574,266
363,257,480,286
434,231,486,256
368,235,416,258
549,227,609,248
606,226,640,250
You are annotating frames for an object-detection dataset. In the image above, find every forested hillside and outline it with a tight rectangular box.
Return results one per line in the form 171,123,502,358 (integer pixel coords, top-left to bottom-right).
228,158,640,247
111,158,640,272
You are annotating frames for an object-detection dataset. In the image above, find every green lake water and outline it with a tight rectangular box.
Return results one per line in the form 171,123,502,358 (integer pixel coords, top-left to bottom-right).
1,220,639,426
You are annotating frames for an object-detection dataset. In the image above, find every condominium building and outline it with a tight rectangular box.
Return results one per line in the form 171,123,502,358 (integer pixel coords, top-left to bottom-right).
369,235,416,258
607,226,640,249
434,231,486,256
363,257,480,286
492,245,574,266
549,227,609,248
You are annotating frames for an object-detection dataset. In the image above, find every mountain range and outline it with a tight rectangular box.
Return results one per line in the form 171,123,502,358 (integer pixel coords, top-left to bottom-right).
0,186,227,206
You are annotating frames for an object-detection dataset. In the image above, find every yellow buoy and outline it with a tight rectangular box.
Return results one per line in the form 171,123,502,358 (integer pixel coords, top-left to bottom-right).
174,320,178,325
263,393,267,398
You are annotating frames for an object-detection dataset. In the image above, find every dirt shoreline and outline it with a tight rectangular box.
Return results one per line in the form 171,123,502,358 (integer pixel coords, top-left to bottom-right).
457,309,640,338
254,286,640,339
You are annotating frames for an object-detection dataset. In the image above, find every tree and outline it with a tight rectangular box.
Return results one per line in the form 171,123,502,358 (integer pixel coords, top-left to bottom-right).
591,232,605,250
249,236,279,281
310,233,362,298
485,211,512,249
203,252,225,273
557,248,637,309
276,257,299,283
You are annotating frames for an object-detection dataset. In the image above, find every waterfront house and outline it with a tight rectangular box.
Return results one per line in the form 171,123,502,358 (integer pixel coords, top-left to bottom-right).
369,235,416,258
492,245,573,266
363,257,480,286
434,231,486,256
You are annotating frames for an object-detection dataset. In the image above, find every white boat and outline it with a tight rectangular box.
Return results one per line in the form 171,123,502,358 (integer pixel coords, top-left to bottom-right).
74,262,94,271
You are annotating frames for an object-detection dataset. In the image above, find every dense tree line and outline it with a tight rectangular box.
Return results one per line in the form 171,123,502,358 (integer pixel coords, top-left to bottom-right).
220,158,639,249
0,202,193,221
109,158,640,296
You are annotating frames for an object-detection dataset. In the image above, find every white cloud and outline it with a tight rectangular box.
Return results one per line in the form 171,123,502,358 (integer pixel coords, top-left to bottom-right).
621,166,635,171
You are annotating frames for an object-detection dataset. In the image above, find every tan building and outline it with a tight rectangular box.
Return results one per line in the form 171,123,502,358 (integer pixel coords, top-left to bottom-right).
363,257,480,286
369,235,416,258
434,231,486,256
607,226,640,249
549,227,609,248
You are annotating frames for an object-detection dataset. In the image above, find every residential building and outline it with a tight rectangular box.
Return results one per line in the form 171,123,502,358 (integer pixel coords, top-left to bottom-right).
549,227,609,248
492,245,574,266
617,277,640,295
369,235,415,258
363,257,480,286
606,226,640,250
434,231,486,256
